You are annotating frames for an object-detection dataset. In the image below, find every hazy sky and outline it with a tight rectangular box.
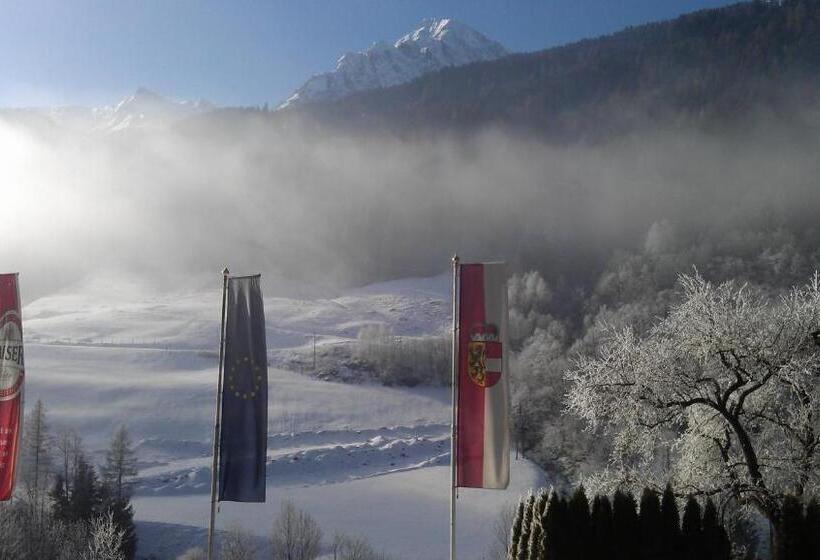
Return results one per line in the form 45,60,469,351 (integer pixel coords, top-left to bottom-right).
0,0,741,108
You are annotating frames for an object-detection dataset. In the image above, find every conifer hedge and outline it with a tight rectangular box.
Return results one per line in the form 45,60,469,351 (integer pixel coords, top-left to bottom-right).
507,486,734,560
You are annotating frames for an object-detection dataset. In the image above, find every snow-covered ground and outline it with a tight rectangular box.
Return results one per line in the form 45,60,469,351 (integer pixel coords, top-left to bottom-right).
21,273,546,559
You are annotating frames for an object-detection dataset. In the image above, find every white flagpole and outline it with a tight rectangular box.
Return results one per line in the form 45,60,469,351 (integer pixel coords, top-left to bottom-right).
450,255,460,560
207,268,230,560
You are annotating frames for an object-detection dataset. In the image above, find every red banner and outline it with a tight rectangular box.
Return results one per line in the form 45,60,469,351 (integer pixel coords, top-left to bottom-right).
456,263,509,489
0,274,24,501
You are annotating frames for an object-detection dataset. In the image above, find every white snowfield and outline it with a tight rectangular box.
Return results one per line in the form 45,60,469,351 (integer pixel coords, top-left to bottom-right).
21,273,546,559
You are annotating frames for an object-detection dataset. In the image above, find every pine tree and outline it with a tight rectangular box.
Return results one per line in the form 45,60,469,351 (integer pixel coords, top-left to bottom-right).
590,495,614,560
568,487,591,560
544,493,569,560
105,496,138,560
103,425,138,501
509,498,527,560
612,490,639,560
702,498,731,560
528,514,545,560
71,455,101,522
638,489,663,560
805,499,820,560
20,399,53,519
95,426,139,560
49,472,71,522
778,495,804,560
661,483,681,560
55,428,82,496
681,497,704,560
528,490,550,560
518,493,536,560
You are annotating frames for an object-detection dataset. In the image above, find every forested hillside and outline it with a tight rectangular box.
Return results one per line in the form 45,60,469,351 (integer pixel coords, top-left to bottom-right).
282,0,820,140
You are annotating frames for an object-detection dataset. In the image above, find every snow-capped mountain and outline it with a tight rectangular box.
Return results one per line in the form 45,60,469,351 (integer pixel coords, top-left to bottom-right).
279,18,507,109
6,88,214,133
92,87,214,132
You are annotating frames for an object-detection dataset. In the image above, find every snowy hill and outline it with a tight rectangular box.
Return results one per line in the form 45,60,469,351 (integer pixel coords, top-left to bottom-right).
23,272,451,363
279,18,507,108
21,273,543,558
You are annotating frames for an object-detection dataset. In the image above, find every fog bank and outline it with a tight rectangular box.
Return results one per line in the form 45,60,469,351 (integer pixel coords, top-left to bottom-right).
2,111,819,299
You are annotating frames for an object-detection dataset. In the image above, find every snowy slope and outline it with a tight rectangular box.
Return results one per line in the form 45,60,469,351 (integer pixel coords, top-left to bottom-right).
279,18,508,108
21,273,543,559
24,272,452,382
134,456,546,559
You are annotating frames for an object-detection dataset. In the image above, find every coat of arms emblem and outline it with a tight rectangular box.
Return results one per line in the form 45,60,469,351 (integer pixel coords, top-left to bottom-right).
467,323,502,388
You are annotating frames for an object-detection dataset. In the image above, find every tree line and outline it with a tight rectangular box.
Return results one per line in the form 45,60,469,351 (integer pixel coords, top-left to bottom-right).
0,399,138,560
289,0,820,141
508,484,820,560
355,324,450,387
508,485,733,560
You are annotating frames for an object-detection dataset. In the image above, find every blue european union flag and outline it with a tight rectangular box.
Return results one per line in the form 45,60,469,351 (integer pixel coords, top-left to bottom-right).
218,274,268,502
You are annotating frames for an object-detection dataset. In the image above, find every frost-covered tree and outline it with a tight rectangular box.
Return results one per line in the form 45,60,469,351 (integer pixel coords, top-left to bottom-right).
104,496,137,560
355,324,450,386
220,524,257,560
270,500,322,560
83,511,125,560
331,532,393,560
0,503,24,558
516,492,535,560
508,270,553,348
507,499,526,560
1,491,89,559
568,273,820,549
527,490,549,560
514,323,601,486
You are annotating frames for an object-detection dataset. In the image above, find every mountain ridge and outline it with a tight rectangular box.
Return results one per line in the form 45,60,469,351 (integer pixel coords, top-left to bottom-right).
278,17,508,109
278,0,820,140
0,87,215,133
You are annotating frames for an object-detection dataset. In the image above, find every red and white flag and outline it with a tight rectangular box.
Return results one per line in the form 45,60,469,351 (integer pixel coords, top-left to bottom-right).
0,274,24,501
456,262,509,489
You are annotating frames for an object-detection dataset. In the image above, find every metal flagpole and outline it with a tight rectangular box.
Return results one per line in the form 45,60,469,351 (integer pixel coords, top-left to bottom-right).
449,255,460,560
207,268,230,560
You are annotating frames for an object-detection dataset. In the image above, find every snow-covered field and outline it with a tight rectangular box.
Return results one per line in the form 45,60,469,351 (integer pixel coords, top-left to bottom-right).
21,274,547,559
